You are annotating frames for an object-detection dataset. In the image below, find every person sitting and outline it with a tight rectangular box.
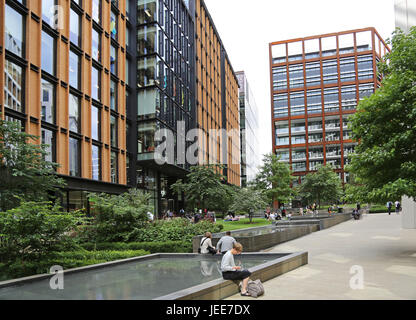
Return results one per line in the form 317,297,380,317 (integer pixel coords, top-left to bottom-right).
221,242,252,297
224,214,233,221
200,232,216,255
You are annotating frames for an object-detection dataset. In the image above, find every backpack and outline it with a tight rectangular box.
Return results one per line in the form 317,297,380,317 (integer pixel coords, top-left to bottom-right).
246,279,264,298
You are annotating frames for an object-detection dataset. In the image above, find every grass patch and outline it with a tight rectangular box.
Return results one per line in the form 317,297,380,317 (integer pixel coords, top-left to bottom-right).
216,218,271,231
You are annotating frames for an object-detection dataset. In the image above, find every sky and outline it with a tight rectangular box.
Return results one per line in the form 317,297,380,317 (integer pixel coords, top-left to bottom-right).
204,0,396,159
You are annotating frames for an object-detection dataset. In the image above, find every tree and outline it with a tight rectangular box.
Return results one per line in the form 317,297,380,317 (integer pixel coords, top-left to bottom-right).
171,165,228,211
251,153,296,207
0,119,65,211
229,188,268,223
346,27,416,202
297,165,343,208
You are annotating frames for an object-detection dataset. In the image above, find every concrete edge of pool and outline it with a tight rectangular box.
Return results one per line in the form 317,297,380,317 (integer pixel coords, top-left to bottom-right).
155,251,308,300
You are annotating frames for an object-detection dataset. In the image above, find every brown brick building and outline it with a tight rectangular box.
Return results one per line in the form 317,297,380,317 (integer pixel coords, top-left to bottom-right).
269,28,389,185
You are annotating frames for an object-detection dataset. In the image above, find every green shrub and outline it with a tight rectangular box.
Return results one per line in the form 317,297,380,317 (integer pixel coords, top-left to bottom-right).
80,241,192,253
130,218,223,242
85,189,153,242
0,249,150,281
0,201,84,262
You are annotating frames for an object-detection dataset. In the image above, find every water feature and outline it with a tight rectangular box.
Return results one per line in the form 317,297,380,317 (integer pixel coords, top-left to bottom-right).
0,254,290,300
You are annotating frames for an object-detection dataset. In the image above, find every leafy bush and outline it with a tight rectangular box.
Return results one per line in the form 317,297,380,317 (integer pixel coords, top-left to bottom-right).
80,241,192,253
0,249,150,281
0,201,84,262
130,218,223,242
85,189,153,242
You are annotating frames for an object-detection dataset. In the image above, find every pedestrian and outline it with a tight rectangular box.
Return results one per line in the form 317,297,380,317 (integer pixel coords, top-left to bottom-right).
395,200,401,214
221,242,252,297
194,212,201,223
216,231,237,254
387,201,393,215
199,232,216,255
146,211,154,221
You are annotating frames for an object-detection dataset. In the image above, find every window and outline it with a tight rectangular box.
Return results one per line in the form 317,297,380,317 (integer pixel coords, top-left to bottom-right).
325,118,340,129
91,67,101,101
326,145,341,157
69,94,80,133
289,64,304,89
339,57,356,83
291,135,306,145
69,51,80,89
110,45,117,74
359,83,374,100
305,62,321,87
111,151,118,183
4,60,24,113
41,128,55,163
69,137,81,177
275,121,289,135
110,11,118,41
272,66,287,91
290,91,305,116
41,79,55,124
308,133,323,143
70,8,81,47
306,89,322,114
92,145,101,180
137,56,157,87
91,106,100,141
323,88,339,113
138,122,157,153
276,136,289,146
309,160,323,171
276,149,290,161
137,25,158,56
341,85,357,110
291,122,305,133
309,147,324,160
138,0,157,24
292,148,306,161
308,120,322,131
325,131,340,142
92,28,101,61
41,31,55,75
293,162,306,172
357,55,374,80
5,4,24,57
273,94,288,118
110,80,117,110
92,0,101,24
110,115,118,147
42,0,56,27
322,59,338,84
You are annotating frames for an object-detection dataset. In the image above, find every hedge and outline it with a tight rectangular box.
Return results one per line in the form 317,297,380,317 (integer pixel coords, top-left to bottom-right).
79,241,192,253
0,249,150,282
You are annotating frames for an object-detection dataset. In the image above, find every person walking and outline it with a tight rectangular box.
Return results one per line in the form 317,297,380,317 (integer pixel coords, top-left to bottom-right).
395,200,401,214
221,242,252,297
199,232,216,255
216,231,236,254
387,201,393,215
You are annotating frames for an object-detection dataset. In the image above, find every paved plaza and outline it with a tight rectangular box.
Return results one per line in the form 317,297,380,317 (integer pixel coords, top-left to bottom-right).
227,213,416,300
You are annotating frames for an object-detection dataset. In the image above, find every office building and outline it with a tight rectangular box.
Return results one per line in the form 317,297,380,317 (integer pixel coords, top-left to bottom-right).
236,71,260,187
1,0,240,214
269,28,389,185
395,0,416,33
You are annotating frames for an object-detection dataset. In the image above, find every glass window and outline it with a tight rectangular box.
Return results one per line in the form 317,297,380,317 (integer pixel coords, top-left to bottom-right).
111,151,118,183
309,147,324,160
110,80,117,110
137,56,157,87
306,89,322,114
357,55,374,80
138,121,156,153
69,137,81,177
70,8,80,47
359,83,374,100
91,106,100,141
92,0,101,24
5,4,24,57
92,145,101,180
42,0,56,27
323,88,339,113
110,115,117,147
291,135,306,145
305,62,321,87
273,93,288,118
341,85,357,110
69,51,80,89
41,128,55,163
41,31,55,75
110,45,117,74
92,67,100,101
110,11,118,41
290,91,305,116
289,64,304,89
322,59,338,84
69,94,80,133
92,28,101,61
41,79,55,124
137,25,158,56
272,66,287,91
138,0,157,24
4,60,24,113
292,148,307,161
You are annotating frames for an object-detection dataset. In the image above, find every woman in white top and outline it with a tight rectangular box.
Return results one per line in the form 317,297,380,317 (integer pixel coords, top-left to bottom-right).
200,232,215,254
